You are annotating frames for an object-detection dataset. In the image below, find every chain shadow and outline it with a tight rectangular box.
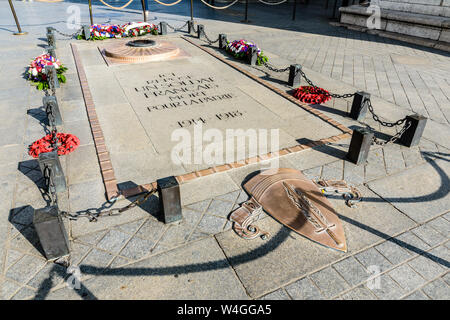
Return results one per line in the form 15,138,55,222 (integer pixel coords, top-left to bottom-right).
116,181,161,221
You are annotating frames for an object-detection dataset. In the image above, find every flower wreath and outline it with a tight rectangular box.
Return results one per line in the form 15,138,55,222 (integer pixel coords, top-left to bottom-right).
225,39,268,65
27,53,67,90
28,133,80,158
78,22,159,40
293,86,332,104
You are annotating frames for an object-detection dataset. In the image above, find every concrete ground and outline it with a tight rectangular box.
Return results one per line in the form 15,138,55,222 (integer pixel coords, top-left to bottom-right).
0,1,449,300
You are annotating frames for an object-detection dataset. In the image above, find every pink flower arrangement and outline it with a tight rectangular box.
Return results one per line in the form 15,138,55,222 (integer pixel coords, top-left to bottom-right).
27,53,67,90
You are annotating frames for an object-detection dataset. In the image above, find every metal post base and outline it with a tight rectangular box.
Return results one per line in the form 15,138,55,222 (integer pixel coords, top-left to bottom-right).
38,151,67,193
43,95,63,127
248,46,258,66
45,45,56,59
349,92,370,121
159,22,167,35
157,176,182,224
346,128,373,165
34,205,70,260
13,32,28,36
219,34,227,50
188,20,195,35
288,64,302,87
197,24,204,39
82,25,91,40
398,114,427,147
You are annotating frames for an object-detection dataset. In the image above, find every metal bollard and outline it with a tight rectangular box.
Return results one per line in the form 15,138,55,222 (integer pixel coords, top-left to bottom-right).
247,46,258,66
197,24,204,39
346,128,374,165
38,151,67,193
219,34,227,50
188,20,195,34
159,21,167,35
398,114,427,147
45,45,56,59
349,92,370,121
33,205,70,260
46,27,56,48
288,64,302,87
45,65,60,90
82,25,91,40
43,95,63,127
157,176,182,224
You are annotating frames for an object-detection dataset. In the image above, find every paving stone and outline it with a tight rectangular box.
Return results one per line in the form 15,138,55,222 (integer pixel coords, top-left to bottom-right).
427,246,450,266
442,273,450,285
259,289,291,300
364,149,387,181
394,232,431,256
285,277,324,300
134,217,166,242
343,161,365,186
411,224,447,247
388,264,426,292
11,286,36,300
402,290,430,300
340,285,378,300
5,249,24,269
79,249,115,277
216,218,341,298
114,219,145,236
118,236,155,261
185,199,211,213
27,262,67,290
309,267,350,298
421,278,450,300
110,256,132,268
367,159,450,223
332,256,370,286
408,255,446,281
320,160,343,181
206,199,235,218
426,217,450,237
355,247,393,272
70,242,91,266
375,240,412,265
216,190,240,203
68,237,249,299
5,254,46,285
0,279,21,300
155,210,202,250
96,229,132,255
366,274,405,300
196,214,227,235
236,190,249,204
74,230,108,246
302,166,322,181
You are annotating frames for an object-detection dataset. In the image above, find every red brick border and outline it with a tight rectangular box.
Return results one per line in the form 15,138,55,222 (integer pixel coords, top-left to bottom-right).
71,43,119,201
70,40,353,201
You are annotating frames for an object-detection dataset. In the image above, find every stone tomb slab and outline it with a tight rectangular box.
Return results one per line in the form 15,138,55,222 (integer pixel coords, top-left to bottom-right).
79,36,342,186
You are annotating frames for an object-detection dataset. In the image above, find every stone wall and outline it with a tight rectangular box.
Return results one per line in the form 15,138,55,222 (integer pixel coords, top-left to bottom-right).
377,0,450,18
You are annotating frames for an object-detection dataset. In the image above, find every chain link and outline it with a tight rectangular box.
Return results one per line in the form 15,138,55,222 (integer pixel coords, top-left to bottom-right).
261,60,290,73
60,187,157,222
299,69,356,99
371,121,411,146
202,31,220,45
49,27,83,39
365,98,407,128
166,21,189,32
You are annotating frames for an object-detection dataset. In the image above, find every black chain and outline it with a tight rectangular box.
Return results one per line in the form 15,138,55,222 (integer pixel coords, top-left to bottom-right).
49,27,83,39
298,69,356,99
371,121,411,146
365,98,408,128
202,31,220,45
166,21,189,32
43,165,58,206
60,187,157,222
261,60,290,73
